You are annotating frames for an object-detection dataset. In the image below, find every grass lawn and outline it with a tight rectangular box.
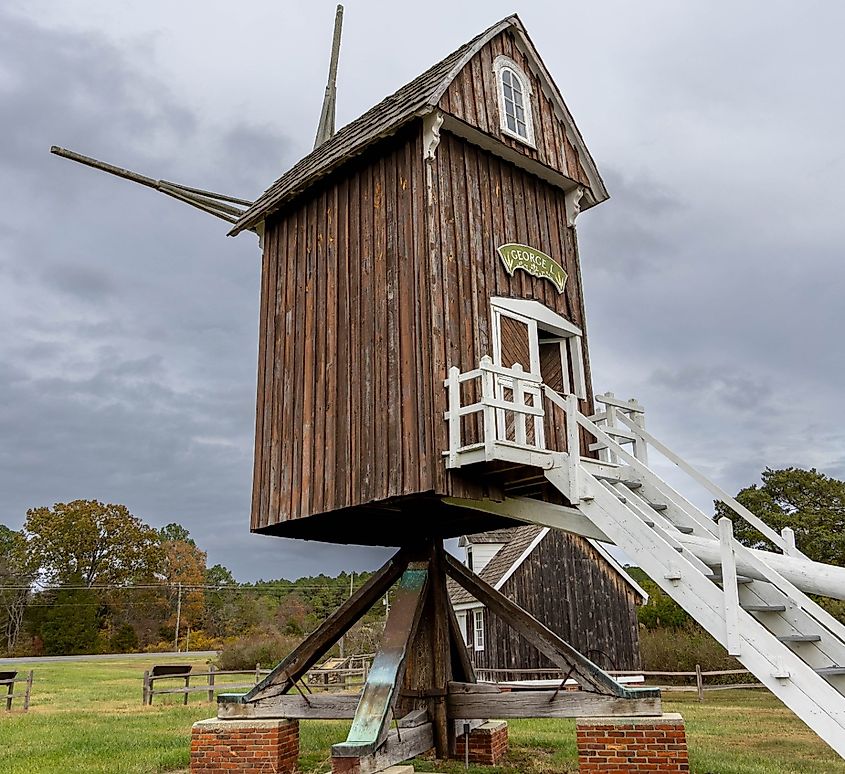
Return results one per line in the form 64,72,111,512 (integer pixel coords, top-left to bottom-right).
0,657,843,773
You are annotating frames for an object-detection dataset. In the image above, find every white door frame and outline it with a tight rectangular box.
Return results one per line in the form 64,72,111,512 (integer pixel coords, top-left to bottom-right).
491,297,587,400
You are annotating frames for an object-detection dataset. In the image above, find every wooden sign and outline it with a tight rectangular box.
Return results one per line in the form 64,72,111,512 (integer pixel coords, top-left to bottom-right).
497,243,567,293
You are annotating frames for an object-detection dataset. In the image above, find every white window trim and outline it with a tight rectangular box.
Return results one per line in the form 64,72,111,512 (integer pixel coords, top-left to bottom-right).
473,609,485,652
456,611,469,646
491,298,587,400
490,305,540,375
492,55,536,148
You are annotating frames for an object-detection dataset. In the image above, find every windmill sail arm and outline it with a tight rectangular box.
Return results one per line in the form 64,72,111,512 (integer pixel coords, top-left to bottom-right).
50,146,253,224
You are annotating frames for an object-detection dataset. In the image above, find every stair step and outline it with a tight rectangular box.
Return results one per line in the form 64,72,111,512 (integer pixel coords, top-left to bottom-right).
778,634,822,643
710,574,754,585
674,525,695,534
816,666,845,677
649,503,668,511
623,481,643,490
742,604,787,613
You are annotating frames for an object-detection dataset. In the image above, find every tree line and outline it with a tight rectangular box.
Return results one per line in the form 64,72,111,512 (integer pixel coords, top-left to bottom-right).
0,500,382,658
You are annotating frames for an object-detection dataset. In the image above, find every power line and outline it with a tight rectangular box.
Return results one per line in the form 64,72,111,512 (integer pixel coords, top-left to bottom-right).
0,582,370,593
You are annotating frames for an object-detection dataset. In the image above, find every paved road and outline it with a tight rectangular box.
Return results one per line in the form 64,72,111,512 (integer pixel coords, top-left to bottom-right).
0,650,218,664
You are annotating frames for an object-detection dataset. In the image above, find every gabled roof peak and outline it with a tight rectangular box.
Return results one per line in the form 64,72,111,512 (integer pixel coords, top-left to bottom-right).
231,14,606,236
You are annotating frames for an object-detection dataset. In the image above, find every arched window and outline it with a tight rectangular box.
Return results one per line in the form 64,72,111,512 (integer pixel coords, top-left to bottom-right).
493,56,535,146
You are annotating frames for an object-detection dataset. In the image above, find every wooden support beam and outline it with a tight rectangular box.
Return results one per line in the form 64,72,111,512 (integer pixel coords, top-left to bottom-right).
447,683,661,719
443,552,659,700
334,723,435,774
333,563,430,758
217,693,360,720
233,547,412,705
429,544,451,758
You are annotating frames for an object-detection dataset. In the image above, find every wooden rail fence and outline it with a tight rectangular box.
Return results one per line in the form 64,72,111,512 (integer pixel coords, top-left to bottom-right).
475,666,761,703
0,670,33,712
142,660,373,705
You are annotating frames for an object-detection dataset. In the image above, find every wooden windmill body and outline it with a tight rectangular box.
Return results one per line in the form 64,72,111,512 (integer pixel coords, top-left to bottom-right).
52,11,666,771
238,15,604,546
54,8,845,765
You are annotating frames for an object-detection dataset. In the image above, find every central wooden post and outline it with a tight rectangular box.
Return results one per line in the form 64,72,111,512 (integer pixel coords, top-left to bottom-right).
333,540,463,768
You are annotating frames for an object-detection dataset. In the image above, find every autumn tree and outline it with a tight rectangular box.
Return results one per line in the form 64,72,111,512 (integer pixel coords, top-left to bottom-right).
159,522,195,546
156,524,207,643
24,500,160,587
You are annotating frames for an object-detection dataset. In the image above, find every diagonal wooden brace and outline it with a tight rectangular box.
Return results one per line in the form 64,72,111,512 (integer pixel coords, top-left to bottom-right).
225,547,412,706
443,552,659,699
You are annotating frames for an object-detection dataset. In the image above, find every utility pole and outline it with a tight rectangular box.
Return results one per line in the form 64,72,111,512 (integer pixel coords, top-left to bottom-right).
339,571,354,658
174,582,182,652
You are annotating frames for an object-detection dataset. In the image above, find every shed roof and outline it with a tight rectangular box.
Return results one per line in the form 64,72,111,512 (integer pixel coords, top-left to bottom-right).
230,14,607,236
448,527,648,606
459,529,518,546
449,525,542,605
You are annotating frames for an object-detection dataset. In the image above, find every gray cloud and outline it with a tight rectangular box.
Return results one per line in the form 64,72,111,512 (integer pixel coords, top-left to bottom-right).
2,1,845,580
0,6,388,578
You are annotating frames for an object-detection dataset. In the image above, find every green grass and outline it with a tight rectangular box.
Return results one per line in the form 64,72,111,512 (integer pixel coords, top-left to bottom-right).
0,658,842,773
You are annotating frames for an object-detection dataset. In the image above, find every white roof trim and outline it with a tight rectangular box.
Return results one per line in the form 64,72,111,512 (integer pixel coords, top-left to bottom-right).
491,297,582,337
428,15,608,208
506,21,608,207
453,600,484,612
494,527,550,591
588,539,649,602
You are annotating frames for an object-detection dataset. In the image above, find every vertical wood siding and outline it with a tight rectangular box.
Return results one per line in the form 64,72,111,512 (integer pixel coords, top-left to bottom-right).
468,533,642,672
252,129,434,531
439,30,592,188
253,39,601,533
429,131,595,497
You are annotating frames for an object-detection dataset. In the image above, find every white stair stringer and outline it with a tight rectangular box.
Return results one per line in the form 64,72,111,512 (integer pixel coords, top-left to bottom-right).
544,463,845,758
441,361,845,756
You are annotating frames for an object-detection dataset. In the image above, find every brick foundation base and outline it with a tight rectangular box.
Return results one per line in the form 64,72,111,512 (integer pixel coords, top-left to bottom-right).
455,720,509,765
576,713,688,773
190,718,299,773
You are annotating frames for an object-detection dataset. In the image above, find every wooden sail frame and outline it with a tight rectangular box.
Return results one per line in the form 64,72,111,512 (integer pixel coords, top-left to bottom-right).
50,146,252,225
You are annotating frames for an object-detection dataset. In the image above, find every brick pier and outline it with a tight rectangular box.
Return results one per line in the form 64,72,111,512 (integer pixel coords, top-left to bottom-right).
190,718,299,773
454,720,509,765
576,713,688,773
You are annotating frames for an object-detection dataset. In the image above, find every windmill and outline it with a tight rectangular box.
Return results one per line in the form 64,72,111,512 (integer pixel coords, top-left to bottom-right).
53,7,845,773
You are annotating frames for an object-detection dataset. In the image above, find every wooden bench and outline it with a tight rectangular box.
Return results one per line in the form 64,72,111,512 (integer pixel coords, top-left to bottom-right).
144,664,192,706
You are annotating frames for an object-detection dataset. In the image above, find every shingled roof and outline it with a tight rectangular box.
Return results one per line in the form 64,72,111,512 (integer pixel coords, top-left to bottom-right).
230,14,607,236
230,16,513,236
449,525,543,605
458,529,517,546
448,526,648,606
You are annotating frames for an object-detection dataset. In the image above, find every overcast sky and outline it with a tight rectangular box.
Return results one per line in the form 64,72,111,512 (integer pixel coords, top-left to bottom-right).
2,1,843,581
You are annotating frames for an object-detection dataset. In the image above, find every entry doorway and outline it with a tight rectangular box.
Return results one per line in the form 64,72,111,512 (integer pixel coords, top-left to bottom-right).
490,297,587,448
490,297,586,397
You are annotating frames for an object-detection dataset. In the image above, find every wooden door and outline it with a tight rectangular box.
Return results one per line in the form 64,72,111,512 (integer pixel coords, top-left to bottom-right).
492,309,542,446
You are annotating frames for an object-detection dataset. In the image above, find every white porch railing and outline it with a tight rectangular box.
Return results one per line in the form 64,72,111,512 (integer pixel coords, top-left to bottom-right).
589,392,649,465
443,356,545,468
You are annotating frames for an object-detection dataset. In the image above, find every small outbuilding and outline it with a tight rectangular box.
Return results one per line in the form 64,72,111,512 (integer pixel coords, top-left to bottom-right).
450,527,647,673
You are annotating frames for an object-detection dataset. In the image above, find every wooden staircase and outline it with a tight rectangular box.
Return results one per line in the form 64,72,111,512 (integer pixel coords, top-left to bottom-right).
444,360,845,758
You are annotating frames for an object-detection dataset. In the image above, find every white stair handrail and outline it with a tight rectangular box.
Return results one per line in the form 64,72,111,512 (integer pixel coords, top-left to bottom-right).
562,391,845,642
612,410,805,559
